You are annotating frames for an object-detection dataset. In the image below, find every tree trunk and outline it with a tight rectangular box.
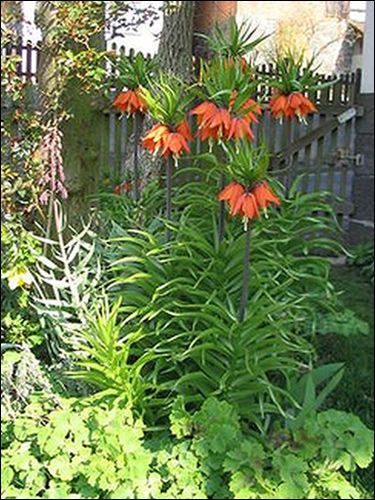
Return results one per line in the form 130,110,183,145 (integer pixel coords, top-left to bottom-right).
1,1,23,37
35,2,58,113
36,1,106,225
157,1,196,81
193,1,237,58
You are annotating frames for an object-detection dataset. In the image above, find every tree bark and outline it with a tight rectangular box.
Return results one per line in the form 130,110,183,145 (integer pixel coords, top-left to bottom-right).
1,1,23,37
157,1,196,81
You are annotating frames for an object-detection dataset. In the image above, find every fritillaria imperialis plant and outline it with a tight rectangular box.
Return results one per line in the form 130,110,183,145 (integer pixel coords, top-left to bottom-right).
219,141,280,322
190,61,261,241
140,73,194,240
113,53,156,199
113,17,333,323
113,53,156,115
190,20,269,242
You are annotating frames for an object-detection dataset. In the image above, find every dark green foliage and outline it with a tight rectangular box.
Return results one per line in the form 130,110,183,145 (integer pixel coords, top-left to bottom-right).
348,242,374,284
115,52,157,90
316,266,374,496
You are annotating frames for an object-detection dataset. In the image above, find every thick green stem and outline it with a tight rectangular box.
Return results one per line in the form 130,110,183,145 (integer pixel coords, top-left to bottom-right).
218,172,226,242
284,119,293,195
165,156,173,242
238,223,251,323
133,112,143,201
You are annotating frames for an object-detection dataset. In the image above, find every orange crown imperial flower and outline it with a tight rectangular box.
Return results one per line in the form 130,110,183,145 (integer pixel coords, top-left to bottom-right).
113,88,147,115
252,180,281,209
227,117,254,141
142,120,192,159
270,91,317,121
191,97,261,143
191,101,218,128
241,98,262,124
113,179,143,195
191,102,232,140
231,191,260,220
218,181,245,212
218,180,280,224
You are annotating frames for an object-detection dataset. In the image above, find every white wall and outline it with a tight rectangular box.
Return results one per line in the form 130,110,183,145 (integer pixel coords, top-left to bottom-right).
361,0,374,93
350,1,367,22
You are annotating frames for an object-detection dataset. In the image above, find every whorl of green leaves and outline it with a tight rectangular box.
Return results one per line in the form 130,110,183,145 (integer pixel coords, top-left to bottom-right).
197,58,259,111
222,141,270,186
141,73,195,126
268,49,337,94
199,17,269,58
68,296,156,410
115,52,157,90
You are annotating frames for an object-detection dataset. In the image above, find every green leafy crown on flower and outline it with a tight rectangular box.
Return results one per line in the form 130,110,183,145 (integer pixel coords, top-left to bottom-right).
198,17,270,58
140,72,195,127
222,140,270,186
268,49,338,95
115,52,157,90
197,58,259,112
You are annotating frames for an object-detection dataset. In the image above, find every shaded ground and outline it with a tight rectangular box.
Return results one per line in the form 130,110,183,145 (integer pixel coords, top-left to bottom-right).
317,265,374,493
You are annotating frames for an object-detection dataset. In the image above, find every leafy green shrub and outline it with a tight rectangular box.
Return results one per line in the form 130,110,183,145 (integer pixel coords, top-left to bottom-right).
1,396,155,499
348,242,374,284
1,222,44,347
309,309,369,337
93,178,341,423
34,176,344,428
2,395,373,499
73,221,313,427
170,397,374,499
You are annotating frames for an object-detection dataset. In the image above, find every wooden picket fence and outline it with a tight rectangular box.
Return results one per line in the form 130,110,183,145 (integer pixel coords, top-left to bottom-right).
2,40,364,228
1,38,40,83
106,51,362,229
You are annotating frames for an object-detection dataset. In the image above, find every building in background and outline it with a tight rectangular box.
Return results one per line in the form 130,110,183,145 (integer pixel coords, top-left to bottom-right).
236,1,367,73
